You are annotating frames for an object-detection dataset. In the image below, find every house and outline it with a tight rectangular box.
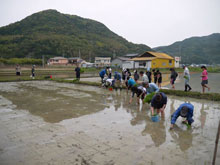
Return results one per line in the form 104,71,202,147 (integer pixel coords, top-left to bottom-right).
68,57,82,64
95,57,111,67
81,62,95,68
111,57,134,69
48,57,68,65
131,51,175,69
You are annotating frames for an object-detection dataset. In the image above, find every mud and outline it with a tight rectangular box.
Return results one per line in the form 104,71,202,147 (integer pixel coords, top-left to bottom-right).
0,81,220,164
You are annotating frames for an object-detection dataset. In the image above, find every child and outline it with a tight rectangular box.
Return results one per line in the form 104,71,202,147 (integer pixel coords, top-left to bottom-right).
170,103,194,129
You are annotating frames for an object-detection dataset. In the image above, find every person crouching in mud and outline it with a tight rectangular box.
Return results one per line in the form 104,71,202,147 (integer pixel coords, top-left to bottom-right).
114,71,122,91
170,103,194,130
129,83,146,104
151,92,167,118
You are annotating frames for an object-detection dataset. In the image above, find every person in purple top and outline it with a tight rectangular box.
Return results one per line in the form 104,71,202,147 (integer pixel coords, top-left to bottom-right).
170,103,194,129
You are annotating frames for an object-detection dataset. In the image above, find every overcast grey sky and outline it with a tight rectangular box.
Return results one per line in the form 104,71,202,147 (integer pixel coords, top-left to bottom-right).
0,0,220,47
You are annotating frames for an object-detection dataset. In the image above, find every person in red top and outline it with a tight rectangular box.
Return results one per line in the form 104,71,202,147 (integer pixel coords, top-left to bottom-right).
201,66,210,93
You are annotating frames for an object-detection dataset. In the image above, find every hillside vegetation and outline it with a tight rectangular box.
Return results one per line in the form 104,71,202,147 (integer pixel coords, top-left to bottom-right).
154,33,220,64
0,9,151,61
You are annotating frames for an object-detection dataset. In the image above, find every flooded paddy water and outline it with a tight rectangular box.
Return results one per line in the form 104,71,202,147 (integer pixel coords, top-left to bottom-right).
0,81,220,164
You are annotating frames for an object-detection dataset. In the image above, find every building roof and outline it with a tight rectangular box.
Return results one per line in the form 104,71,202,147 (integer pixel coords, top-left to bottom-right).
123,53,139,57
130,57,156,61
115,57,131,61
68,57,81,60
142,51,174,60
50,57,67,60
95,57,111,59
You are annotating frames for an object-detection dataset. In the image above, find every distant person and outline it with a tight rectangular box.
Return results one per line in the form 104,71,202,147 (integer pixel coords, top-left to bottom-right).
201,66,210,93
134,70,139,82
151,92,167,117
170,68,178,89
152,69,158,84
170,103,194,130
15,64,21,76
108,67,112,79
99,68,107,83
146,69,152,83
183,65,192,91
114,71,122,91
31,65,35,79
139,71,149,83
75,64,81,81
156,69,162,88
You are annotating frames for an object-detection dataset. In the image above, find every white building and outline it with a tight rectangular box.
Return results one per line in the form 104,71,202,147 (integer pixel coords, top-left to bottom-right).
95,57,111,67
175,56,181,68
111,57,134,69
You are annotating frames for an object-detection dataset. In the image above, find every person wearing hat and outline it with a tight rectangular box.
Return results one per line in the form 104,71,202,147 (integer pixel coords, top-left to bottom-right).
183,65,192,91
170,103,194,129
150,92,167,117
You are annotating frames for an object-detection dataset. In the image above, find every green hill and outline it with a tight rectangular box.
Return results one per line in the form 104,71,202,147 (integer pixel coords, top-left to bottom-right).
0,9,152,61
154,33,220,64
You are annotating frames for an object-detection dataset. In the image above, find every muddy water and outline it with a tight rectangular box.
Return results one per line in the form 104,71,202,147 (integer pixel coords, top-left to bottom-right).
0,81,220,164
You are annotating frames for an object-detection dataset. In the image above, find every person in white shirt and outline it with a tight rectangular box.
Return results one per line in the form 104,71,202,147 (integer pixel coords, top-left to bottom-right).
183,65,192,92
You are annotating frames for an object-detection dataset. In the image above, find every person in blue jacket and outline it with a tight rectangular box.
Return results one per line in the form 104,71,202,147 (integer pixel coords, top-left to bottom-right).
170,103,194,129
99,69,107,83
114,71,122,90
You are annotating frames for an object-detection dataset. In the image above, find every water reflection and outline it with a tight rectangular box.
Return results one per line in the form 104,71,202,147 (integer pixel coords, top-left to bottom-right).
170,126,193,151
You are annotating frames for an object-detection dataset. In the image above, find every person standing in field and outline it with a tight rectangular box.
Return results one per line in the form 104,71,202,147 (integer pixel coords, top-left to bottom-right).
170,68,178,89
156,69,162,88
15,64,21,76
153,69,157,84
201,66,210,93
146,69,152,83
31,65,35,79
183,65,192,92
75,64,81,81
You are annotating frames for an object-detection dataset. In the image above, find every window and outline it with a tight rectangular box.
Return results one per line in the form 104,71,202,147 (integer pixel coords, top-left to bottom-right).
162,62,166,66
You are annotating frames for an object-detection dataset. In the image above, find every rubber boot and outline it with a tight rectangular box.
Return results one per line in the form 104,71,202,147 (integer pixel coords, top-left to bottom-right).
184,85,187,92
187,84,192,91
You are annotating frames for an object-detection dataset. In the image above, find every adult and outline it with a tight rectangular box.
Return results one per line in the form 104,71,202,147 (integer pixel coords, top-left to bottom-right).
129,85,146,104
75,64,81,80
99,69,107,83
139,71,149,83
156,69,162,88
152,69,157,84
151,92,167,117
146,69,152,83
183,65,192,92
201,66,210,93
127,77,136,90
170,68,178,89
108,67,112,79
143,82,159,95
31,65,35,79
134,70,139,82
114,71,122,91
15,64,21,76
170,103,194,129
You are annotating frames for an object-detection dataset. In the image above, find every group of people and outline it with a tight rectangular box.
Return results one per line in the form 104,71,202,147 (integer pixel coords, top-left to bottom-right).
99,67,198,130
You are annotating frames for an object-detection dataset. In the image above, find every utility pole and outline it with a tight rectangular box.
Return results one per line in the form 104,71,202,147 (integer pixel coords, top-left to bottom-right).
79,49,81,59
42,55,45,68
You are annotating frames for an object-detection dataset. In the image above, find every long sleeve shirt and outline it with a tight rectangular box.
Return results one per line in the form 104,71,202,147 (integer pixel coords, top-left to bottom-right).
171,103,194,125
146,83,159,94
151,92,167,109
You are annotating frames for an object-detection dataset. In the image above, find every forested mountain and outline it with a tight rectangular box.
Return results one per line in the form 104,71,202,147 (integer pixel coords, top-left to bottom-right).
154,33,220,64
0,9,152,61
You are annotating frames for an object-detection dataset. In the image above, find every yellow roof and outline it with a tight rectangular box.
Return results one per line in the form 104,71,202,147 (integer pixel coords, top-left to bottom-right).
130,57,156,61
146,51,174,60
